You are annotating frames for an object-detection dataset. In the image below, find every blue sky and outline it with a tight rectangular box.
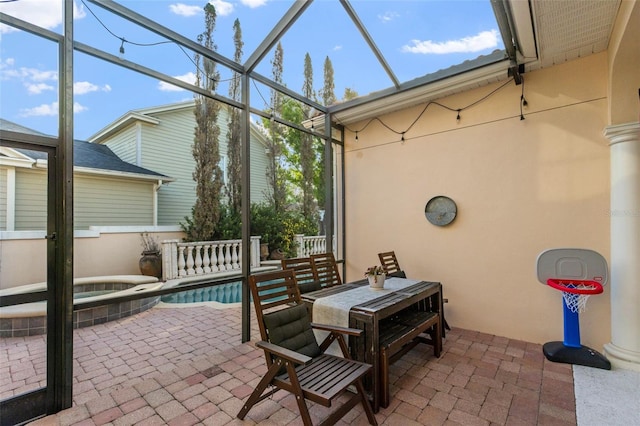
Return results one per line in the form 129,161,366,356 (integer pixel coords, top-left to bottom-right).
0,0,503,140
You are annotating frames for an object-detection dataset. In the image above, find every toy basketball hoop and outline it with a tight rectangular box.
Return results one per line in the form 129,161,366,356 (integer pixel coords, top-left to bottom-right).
546,278,603,314
536,248,611,370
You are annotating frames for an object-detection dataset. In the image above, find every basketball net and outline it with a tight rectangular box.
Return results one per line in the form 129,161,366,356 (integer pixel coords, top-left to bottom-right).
561,284,592,313
547,279,604,314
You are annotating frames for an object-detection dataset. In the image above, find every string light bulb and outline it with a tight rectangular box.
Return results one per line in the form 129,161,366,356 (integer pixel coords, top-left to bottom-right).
355,131,358,142
119,39,125,59
401,132,405,144
456,109,461,122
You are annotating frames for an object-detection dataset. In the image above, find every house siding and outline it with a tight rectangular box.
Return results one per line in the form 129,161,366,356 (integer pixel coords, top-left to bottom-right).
102,103,270,227
104,126,138,164
15,168,47,231
74,175,153,228
249,134,270,201
140,107,198,226
0,167,8,230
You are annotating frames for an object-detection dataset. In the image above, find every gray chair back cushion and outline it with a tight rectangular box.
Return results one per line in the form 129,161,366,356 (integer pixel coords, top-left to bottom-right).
263,304,321,358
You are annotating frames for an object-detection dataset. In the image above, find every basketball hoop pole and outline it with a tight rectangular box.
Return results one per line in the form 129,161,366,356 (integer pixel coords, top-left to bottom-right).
562,302,581,348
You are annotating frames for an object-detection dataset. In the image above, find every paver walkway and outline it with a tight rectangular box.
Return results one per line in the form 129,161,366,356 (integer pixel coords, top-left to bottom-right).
1,304,576,425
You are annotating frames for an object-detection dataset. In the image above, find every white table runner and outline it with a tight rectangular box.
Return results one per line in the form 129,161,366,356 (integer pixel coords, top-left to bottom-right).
313,277,420,356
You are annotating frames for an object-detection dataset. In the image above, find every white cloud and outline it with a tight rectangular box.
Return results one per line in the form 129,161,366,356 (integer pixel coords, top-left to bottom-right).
209,0,234,16
240,0,267,9
0,0,85,34
169,3,202,17
401,29,499,54
333,45,343,52
158,72,197,92
74,81,112,95
1,64,58,83
378,11,399,23
26,83,55,95
20,101,87,117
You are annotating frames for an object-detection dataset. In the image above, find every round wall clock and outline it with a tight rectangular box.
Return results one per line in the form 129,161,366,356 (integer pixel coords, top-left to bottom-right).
425,196,457,226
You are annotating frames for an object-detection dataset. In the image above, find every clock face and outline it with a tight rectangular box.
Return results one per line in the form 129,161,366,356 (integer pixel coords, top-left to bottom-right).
425,196,457,226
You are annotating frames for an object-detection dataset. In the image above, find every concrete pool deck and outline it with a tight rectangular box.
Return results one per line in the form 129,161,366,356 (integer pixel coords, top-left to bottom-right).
4,302,637,425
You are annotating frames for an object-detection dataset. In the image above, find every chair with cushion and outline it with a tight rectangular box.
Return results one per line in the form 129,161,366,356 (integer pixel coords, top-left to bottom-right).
238,269,377,426
377,251,407,278
281,257,322,294
310,252,343,288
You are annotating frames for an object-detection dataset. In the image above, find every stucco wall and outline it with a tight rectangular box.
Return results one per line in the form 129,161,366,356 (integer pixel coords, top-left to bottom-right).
0,230,183,289
343,53,611,351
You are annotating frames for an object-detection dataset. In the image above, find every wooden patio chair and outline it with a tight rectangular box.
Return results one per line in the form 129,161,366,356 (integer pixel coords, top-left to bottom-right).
377,251,407,278
378,250,450,331
238,269,377,426
281,257,322,294
310,252,343,288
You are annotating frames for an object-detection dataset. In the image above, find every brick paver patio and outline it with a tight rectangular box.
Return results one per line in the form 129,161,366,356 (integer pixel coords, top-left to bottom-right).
1,303,577,425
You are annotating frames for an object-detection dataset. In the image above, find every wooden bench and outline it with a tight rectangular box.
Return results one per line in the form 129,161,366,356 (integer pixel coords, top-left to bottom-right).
379,308,441,408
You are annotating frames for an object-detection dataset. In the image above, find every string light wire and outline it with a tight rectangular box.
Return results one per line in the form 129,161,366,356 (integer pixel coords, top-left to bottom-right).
339,77,519,142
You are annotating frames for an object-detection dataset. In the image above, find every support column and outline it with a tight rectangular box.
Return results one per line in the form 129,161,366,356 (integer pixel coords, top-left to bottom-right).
604,122,640,371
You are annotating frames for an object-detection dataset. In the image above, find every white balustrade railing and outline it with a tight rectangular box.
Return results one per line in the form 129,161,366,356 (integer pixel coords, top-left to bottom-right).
295,234,329,257
162,236,261,280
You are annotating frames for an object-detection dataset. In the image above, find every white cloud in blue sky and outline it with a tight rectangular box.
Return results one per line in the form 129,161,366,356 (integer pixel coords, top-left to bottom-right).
75,82,112,95
158,72,197,92
240,0,268,9
20,101,87,117
169,3,203,17
378,11,399,23
402,29,499,54
0,0,85,34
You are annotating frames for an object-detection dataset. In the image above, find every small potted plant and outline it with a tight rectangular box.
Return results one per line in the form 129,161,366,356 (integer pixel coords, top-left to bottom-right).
139,233,162,279
365,265,386,290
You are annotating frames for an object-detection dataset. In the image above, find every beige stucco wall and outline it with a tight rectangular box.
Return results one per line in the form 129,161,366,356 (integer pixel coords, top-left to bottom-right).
343,53,611,351
0,231,182,289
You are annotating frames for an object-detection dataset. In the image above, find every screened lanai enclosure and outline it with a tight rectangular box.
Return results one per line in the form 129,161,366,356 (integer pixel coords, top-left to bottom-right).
2,0,637,424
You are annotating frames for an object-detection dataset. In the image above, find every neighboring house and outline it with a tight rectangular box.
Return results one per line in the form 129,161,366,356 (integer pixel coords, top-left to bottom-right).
0,119,172,231
88,101,271,227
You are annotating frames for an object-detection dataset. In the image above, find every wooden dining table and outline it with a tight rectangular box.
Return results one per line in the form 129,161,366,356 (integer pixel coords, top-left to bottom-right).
301,277,442,412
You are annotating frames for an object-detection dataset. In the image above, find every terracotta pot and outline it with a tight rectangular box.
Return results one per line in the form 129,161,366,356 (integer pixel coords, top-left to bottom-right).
139,251,162,279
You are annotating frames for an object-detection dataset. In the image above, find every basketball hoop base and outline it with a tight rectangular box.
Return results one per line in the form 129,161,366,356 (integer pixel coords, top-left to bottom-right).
543,341,611,370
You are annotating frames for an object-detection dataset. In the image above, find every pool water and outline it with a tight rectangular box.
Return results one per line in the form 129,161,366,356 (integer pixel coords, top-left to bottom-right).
161,281,243,304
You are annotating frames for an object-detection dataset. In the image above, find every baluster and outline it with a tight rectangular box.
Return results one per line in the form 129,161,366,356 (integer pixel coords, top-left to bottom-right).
210,244,219,272
178,246,187,277
202,244,211,274
225,244,233,270
231,242,239,270
218,244,228,271
238,244,243,271
195,245,203,275
186,245,195,275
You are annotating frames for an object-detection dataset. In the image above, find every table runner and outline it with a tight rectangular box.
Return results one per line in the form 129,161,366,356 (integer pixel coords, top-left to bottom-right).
313,277,420,356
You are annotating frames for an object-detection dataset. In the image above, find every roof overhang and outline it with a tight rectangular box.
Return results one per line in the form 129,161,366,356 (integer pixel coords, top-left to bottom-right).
89,112,160,143
326,57,511,126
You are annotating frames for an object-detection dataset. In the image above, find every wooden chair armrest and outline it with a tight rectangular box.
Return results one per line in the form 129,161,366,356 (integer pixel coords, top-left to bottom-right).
311,323,363,337
255,341,313,365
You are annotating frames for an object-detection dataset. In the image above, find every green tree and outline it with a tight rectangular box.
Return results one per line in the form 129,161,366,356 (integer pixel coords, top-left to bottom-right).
266,42,286,213
300,53,317,220
189,3,222,242
321,56,336,106
226,18,243,217
343,87,358,101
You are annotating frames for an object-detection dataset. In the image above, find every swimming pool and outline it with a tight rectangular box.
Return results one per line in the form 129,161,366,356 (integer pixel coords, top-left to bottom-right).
161,281,243,304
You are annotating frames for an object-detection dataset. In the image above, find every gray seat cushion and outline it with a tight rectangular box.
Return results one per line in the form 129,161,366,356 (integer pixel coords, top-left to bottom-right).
263,304,321,358
298,280,322,294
